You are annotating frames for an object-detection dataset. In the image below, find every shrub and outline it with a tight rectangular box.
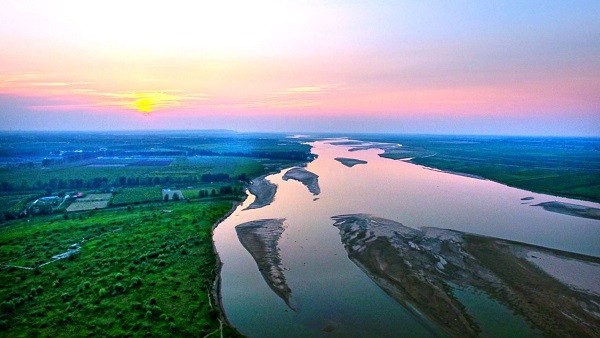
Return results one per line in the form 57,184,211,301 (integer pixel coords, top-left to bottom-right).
98,288,107,298
60,292,71,301
113,283,126,294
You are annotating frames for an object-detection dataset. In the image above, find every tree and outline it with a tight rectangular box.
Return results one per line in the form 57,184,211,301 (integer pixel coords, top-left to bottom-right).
164,194,169,202
219,186,233,195
211,189,217,197
173,193,180,201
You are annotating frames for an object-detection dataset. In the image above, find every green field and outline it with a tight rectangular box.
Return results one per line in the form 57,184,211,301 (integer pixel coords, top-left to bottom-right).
0,201,241,337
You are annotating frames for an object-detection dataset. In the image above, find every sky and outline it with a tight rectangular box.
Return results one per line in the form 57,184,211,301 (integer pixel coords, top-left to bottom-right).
0,1,599,135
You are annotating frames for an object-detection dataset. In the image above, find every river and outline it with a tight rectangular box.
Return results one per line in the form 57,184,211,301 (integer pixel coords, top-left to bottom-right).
213,139,600,337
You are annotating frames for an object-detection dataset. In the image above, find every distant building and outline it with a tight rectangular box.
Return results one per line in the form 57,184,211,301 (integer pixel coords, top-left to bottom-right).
162,189,184,201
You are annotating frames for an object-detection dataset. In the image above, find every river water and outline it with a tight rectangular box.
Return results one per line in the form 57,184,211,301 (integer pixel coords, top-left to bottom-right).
213,140,600,337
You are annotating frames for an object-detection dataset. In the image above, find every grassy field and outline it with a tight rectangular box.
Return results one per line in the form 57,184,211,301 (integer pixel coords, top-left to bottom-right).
0,201,242,337
353,134,600,203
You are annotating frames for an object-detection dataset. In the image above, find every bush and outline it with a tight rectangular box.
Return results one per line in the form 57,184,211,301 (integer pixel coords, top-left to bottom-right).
130,277,143,288
0,301,15,315
113,283,126,294
98,288,107,298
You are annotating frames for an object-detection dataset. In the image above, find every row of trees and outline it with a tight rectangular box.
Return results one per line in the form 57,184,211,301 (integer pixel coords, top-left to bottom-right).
0,173,248,193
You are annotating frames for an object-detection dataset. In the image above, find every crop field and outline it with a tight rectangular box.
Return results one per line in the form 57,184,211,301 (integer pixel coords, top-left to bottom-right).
0,201,242,337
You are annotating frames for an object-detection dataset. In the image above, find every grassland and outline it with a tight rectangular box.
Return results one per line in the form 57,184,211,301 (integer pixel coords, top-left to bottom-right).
0,200,242,337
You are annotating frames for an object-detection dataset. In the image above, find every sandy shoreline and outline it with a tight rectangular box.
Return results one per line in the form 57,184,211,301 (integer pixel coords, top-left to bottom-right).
282,167,320,195
331,214,600,337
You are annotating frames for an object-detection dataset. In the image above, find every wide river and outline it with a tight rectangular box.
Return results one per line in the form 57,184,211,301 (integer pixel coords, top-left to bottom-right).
213,140,600,337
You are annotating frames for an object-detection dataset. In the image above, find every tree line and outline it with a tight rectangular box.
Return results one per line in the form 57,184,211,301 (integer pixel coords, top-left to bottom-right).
0,173,248,193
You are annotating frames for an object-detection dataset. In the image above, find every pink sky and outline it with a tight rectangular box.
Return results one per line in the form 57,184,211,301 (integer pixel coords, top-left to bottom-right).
1,1,599,135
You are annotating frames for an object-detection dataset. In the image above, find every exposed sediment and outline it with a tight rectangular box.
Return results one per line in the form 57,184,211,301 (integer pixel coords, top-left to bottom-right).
245,175,277,210
282,167,320,195
334,157,368,167
534,201,600,220
332,214,600,337
235,219,295,310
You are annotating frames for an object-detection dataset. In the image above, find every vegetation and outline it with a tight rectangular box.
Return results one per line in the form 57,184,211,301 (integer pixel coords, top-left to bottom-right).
0,131,315,336
0,131,312,220
0,201,241,337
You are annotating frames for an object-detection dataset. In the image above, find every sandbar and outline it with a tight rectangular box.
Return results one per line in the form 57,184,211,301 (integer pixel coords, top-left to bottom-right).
235,219,294,310
282,167,320,195
245,175,277,210
534,201,600,220
332,214,600,337
334,157,368,167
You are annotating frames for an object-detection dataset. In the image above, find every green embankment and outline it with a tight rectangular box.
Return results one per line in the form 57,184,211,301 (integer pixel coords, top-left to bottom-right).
0,201,242,337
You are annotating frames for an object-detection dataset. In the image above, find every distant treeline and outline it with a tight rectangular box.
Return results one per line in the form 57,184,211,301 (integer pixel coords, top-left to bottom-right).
0,173,247,193
2,149,313,168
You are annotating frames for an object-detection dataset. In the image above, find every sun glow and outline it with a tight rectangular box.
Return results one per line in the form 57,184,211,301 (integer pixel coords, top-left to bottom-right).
126,92,180,114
